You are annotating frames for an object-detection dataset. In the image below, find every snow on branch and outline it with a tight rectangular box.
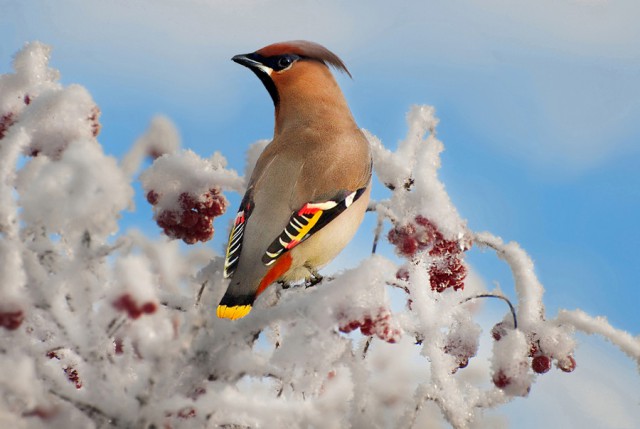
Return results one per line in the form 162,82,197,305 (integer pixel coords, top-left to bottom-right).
556,309,640,366
0,42,638,429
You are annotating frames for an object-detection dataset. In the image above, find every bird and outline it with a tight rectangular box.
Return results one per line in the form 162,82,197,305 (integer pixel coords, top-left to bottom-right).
217,40,372,320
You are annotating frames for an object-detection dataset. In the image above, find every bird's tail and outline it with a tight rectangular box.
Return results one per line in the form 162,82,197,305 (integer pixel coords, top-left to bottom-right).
216,301,252,320
217,252,293,320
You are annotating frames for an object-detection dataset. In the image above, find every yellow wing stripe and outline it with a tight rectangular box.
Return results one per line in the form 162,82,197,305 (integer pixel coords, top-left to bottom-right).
286,210,322,249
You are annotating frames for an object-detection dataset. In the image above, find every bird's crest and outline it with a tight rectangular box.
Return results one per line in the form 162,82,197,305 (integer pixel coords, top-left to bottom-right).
256,40,352,78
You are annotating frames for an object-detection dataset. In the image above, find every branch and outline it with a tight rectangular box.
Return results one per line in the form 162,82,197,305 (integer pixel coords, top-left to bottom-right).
50,390,122,428
557,309,640,364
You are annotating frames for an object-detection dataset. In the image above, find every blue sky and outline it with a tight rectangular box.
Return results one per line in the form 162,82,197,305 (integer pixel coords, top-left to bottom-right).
2,0,639,426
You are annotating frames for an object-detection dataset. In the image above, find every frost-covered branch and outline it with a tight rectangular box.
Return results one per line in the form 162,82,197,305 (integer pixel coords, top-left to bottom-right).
557,309,640,366
0,42,638,429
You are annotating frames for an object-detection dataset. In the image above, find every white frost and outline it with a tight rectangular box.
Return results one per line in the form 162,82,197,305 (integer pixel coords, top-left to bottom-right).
0,42,637,429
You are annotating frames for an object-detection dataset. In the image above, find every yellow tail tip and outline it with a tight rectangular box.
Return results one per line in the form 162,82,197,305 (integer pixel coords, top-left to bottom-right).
217,304,252,320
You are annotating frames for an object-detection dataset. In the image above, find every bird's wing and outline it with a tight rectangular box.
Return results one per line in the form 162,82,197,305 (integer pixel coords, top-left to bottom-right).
261,186,368,266
223,190,254,278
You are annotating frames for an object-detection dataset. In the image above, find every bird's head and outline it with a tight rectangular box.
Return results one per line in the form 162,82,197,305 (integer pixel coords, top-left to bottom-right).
232,40,351,107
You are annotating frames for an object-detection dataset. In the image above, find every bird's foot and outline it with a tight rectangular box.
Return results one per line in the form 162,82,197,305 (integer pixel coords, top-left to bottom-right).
277,280,291,290
305,271,323,288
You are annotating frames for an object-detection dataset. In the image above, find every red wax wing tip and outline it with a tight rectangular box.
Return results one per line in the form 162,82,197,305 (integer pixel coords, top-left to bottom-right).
256,252,292,297
299,206,321,216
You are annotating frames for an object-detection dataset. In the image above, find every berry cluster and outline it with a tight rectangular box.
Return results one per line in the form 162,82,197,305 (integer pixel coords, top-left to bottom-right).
0,309,24,330
46,351,83,389
147,187,227,244
338,308,401,343
491,321,576,390
389,215,470,292
112,294,158,319
0,112,15,140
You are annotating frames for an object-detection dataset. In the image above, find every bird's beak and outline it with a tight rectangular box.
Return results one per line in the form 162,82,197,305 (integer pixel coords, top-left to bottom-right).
232,53,273,76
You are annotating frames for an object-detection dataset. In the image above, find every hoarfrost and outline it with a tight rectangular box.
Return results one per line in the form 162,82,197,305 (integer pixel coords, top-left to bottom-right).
121,115,181,177
1,43,638,429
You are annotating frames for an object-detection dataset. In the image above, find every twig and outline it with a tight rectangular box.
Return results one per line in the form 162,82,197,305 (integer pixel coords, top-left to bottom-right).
106,316,127,338
371,215,383,255
362,336,373,359
462,293,518,330
196,280,207,306
50,390,120,427
160,301,187,312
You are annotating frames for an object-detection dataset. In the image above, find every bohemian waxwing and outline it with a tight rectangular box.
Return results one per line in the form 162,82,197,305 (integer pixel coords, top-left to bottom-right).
217,40,372,320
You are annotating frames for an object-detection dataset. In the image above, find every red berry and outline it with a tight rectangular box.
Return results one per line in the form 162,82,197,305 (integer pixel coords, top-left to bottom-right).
114,338,124,355
400,236,419,256
178,192,195,210
414,215,431,227
557,355,576,373
157,210,177,228
341,320,360,333
0,310,24,330
180,210,199,228
141,302,157,314
458,356,470,369
64,366,82,389
360,317,374,336
146,190,159,205
491,322,508,341
209,197,226,217
113,294,144,319
493,370,510,389
388,224,415,247
531,355,552,374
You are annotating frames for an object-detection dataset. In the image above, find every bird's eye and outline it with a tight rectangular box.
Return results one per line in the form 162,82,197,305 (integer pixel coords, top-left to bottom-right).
276,55,294,70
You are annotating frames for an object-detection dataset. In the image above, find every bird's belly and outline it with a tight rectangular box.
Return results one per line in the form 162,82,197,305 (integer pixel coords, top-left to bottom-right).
282,186,371,282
